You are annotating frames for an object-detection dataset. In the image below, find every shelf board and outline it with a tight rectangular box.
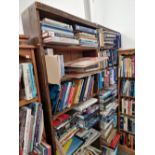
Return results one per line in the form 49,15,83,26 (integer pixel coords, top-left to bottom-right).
119,77,135,80
43,43,98,51
19,97,39,107
61,69,105,81
118,144,135,155
121,96,135,99
52,94,97,120
120,113,135,118
120,129,135,136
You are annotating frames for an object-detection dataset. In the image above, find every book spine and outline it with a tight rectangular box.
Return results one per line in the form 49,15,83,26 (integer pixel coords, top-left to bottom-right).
22,63,33,100
63,82,72,109
67,85,75,107
75,24,97,34
29,63,37,98
23,108,32,154
41,23,73,33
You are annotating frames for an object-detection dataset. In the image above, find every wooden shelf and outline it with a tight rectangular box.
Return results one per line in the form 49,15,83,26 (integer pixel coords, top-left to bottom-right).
121,96,135,99
120,113,135,118
19,97,39,107
118,144,135,155
43,43,98,51
61,69,105,82
118,77,135,80
120,129,135,136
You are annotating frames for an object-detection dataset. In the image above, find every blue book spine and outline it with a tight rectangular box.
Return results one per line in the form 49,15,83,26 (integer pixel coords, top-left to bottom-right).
59,84,67,111
29,63,37,98
79,78,87,102
74,24,97,34
63,82,72,109
41,25,74,37
87,76,94,98
41,23,73,33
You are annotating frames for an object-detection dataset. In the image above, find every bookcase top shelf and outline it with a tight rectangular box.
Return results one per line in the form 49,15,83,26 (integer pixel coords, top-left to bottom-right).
43,43,98,51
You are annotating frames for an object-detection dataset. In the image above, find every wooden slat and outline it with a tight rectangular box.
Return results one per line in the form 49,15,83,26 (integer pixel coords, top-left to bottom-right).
120,129,135,136
19,97,39,107
120,113,135,118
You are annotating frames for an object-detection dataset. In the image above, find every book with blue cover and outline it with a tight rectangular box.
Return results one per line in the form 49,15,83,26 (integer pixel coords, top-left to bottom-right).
74,24,97,34
66,136,84,155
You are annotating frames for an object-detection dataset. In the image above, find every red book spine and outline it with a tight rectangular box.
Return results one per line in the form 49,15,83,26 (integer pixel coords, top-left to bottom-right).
110,134,120,149
67,86,75,107
19,148,23,155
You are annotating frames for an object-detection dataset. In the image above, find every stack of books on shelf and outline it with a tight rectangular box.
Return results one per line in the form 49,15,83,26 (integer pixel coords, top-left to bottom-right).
120,133,135,150
119,55,135,78
19,102,51,155
65,57,108,73
121,98,135,116
120,116,135,134
74,24,98,48
121,80,135,97
19,63,37,100
52,111,79,145
99,86,120,153
49,75,98,114
74,98,100,129
98,29,121,49
41,18,79,45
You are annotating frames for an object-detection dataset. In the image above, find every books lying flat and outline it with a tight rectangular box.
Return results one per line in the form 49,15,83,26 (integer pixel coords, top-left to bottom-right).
43,36,79,45
74,98,98,112
65,57,108,68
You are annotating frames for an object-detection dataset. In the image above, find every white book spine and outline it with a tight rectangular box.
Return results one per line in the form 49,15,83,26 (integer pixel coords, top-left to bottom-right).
22,63,33,100
23,107,32,154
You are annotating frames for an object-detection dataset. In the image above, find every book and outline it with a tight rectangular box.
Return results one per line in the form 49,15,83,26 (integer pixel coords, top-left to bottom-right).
74,24,97,34
74,98,98,112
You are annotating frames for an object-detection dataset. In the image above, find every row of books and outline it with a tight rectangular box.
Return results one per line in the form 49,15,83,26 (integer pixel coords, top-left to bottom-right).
49,76,98,114
120,133,135,150
98,67,117,90
120,116,135,134
41,18,98,47
99,49,118,67
121,98,135,116
121,80,135,97
98,29,121,49
119,55,135,77
19,103,51,155
19,63,37,100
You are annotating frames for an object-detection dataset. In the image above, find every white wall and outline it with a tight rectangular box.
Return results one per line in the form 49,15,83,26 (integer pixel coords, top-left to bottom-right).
19,0,85,33
90,0,135,49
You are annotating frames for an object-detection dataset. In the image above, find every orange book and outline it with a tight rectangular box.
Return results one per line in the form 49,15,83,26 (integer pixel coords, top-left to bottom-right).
67,85,76,107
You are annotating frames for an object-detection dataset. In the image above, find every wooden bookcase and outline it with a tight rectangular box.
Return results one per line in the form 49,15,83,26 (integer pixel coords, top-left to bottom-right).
21,2,120,154
118,49,135,154
19,35,41,106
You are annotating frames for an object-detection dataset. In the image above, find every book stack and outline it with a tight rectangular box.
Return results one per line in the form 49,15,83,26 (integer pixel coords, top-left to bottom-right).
65,57,108,73
120,116,135,134
99,49,118,67
19,102,51,155
98,29,121,49
121,98,135,116
41,18,79,45
74,24,98,48
52,111,79,145
119,55,135,77
19,63,37,100
99,86,120,151
120,133,135,150
49,75,98,114
74,98,100,129
121,80,135,97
